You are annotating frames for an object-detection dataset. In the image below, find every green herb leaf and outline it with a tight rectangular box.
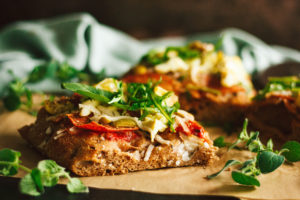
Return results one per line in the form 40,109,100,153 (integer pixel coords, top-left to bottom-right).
165,46,200,60
247,132,264,153
0,148,21,176
213,136,226,148
3,91,21,111
266,139,274,151
254,76,300,100
30,168,45,193
67,178,89,193
19,173,42,196
56,63,79,81
229,119,249,150
231,171,260,187
207,160,241,179
62,82,113,103
258,151,284,174
141,44,201,65
27,65,48,83
37,160,65,187
63,81,179,130
281,141,300,162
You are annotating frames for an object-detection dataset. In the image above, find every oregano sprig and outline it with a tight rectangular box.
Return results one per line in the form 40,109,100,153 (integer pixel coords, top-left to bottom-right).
208,119,300,187
2,61,107,112
0,148,88,196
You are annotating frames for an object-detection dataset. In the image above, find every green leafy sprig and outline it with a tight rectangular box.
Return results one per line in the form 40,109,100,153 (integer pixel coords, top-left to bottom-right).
208,119,300,187
3,70,32,111
0,148,88,196
141,45,201,65
2,61,106,112
62,80,180,130
254,76,300,100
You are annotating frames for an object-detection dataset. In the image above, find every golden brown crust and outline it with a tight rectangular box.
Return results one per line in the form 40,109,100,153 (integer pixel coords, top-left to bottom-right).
247,96,300,144
19,108,217,176
179,91,250,125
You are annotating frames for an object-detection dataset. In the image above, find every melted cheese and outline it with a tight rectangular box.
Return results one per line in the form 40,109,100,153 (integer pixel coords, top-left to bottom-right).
77,78,206,145
153,50,252,90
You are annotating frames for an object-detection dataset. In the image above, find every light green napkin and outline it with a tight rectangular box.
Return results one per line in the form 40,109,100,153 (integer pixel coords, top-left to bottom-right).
1,13,300,96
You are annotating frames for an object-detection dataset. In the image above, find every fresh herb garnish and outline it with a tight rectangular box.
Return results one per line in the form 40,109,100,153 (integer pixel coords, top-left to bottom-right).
62,80,180,130
254,76,300,100
281,141,300,162
0,148,88,196
141,45,201,65
3,70,32,111
213,136,227,148
2,61,107,112
207,119,300,187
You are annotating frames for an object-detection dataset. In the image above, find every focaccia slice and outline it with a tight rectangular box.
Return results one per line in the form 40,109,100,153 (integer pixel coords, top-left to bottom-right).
19,79,217,176
247,76,300,143
123,41,255,126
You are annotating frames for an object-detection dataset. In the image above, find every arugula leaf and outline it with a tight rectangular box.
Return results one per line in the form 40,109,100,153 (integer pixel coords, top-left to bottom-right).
213,136,227,148
207,160,241,179
165,46,200,60
0,148,21,176
254,76,300,100
67,178,89,193
62,82,113,103
141,44,201,65
231,171,260,187
281,141,300,162
63,81,179,129
141,49,167,65
258,151,284,174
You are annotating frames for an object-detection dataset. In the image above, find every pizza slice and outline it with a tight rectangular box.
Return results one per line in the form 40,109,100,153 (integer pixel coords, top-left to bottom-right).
247,76,300,142
19,78,217,176
123,41,255,126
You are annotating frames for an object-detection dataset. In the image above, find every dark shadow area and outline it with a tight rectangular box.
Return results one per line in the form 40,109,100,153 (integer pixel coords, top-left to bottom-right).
1,0,300,50
0,176,241,200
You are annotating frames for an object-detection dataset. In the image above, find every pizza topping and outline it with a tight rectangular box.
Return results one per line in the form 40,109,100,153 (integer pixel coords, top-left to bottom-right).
62,79,209,143
254,76,300,106
140,41,253,95
67,114,138,132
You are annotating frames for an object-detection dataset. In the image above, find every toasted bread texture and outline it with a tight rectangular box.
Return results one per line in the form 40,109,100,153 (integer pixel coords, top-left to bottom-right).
19,107,217,176
247,96,300,144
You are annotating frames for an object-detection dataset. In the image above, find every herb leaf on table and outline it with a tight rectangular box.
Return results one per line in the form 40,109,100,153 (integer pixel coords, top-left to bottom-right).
0,148,89,196
207,119,300,187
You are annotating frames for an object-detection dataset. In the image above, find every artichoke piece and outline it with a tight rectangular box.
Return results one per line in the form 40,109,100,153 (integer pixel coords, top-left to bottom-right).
44,100,74,115
113,119,137,128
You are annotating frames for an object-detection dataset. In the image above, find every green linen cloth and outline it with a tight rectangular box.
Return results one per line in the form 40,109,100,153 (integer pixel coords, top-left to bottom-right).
1,13,300,96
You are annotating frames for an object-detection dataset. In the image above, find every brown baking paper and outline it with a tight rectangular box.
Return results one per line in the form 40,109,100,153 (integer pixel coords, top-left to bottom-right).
0,109,300,200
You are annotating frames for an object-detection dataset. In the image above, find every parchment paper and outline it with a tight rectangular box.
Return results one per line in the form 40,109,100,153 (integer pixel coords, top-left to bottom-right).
0,109,299,200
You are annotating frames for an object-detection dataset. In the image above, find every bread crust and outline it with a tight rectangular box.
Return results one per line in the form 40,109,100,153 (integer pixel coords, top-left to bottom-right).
19,107,217,176
247,96,300,143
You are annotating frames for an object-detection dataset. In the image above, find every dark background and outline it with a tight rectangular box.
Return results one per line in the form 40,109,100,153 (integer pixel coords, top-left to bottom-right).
1,0,300,50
